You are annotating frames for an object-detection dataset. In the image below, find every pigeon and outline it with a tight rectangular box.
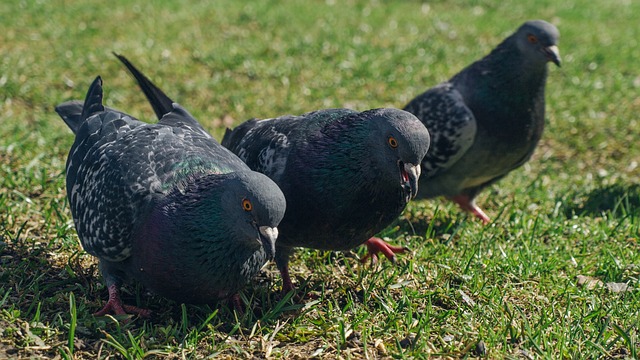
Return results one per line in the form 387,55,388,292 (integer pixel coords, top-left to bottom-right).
222,108,432,289
404,20,561,223
56,76,286,317
112,54,430,293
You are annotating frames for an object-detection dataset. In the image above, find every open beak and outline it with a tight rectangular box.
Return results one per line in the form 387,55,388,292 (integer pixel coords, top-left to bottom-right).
544,45,561,67
399,161,421,201
258,226,278,260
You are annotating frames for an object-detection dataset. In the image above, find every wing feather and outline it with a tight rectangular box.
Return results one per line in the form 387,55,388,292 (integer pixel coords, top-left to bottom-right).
404,83,476,177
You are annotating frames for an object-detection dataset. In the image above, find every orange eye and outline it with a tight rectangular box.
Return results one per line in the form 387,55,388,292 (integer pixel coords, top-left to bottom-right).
527,34,538,44
388,136,398,148
242,198,253,212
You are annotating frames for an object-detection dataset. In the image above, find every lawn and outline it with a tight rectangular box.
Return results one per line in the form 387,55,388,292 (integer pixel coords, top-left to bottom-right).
1,0,639,358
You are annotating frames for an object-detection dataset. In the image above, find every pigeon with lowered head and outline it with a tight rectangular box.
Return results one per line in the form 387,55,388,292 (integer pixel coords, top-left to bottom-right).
222,108,430,292
56,76,286,317
404,20,561,223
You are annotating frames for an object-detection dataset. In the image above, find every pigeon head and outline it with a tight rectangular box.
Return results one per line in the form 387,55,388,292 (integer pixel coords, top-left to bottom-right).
362,108,431,202
515,20,561,67
167,170,286,261
220,171,286,260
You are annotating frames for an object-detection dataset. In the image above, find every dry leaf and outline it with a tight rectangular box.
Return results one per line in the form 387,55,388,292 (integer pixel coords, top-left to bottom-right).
606,282,631,293
459,289,476,307
576,275,603,290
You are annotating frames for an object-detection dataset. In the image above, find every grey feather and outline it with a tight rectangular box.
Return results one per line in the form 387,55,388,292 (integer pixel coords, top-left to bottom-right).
57,76,286,313
404,20,560,221
114,55,431,293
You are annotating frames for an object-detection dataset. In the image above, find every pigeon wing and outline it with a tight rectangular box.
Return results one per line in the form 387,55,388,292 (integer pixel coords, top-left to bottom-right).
222,118,294,182
404,82,476,177
63,79,246,262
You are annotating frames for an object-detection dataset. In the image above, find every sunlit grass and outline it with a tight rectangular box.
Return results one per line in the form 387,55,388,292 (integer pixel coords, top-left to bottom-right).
1,0,639,358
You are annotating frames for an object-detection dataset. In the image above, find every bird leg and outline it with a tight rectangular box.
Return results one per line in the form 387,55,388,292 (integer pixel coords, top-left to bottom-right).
450,194,490,224
93,284,151,318
278,264,296,295
275,249,297,295
360,237,408,265
229,293,244,314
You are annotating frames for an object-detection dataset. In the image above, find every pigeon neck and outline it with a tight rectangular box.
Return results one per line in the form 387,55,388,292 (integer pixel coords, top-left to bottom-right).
454,37,549,106
151,175,225,238
491,36,549,83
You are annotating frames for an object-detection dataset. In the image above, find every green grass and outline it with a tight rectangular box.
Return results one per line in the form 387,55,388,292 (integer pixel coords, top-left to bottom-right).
1,0,639,358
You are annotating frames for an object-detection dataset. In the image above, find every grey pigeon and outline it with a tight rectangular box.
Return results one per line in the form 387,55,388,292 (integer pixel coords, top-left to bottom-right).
56,76,286,317
404,20,560,223
113,54,430,293
221,109,430,291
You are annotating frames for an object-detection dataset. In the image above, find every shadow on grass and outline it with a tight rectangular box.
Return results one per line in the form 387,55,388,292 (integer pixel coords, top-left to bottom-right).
0,236,98,358
0,235,301,358
560,183,640,218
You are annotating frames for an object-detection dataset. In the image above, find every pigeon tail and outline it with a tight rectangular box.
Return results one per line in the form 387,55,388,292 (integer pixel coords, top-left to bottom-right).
80,76,105,122
221,119,260,149
54,101,84,134
114,53,175,119
115,55,214,135
55,76,104,134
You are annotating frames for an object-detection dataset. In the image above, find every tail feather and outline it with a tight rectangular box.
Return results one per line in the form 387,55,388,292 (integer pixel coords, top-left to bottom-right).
55,76,104,134
113,52,175,120
55,100,84,133
81,76,105,121
221,119,259,150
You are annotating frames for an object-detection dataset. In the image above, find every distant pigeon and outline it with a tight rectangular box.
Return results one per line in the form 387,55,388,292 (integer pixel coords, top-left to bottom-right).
56,76,286,317
404,20,560,223
113,54,430,293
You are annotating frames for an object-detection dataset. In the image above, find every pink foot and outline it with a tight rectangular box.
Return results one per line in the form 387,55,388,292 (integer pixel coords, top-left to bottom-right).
450,195,491,224
279,265,296,295
94,284,151,318
360,237,408,265
278,265,318,301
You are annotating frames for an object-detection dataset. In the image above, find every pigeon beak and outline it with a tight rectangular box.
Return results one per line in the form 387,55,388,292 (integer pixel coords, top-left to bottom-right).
544,45,561,67
399,162,421,200
258,226,278,260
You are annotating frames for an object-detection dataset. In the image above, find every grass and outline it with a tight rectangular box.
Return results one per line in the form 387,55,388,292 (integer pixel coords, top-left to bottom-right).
1,0,639,358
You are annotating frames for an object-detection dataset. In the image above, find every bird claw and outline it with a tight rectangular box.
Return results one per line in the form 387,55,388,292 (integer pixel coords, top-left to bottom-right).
94,284,151,320
361,237,408,265
472,208,491,224
94,302,151,319
450,195,491,224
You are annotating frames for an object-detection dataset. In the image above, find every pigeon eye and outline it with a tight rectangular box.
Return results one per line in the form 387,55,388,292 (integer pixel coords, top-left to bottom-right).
387,136,398,148
242,198,253,212
527,34,538,44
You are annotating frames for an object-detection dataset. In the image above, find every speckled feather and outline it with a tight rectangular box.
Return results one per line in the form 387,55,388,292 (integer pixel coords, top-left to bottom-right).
114,54,430,292
404,20,560,208
222,108,430,252
60,89,247,262
56,77,286,306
